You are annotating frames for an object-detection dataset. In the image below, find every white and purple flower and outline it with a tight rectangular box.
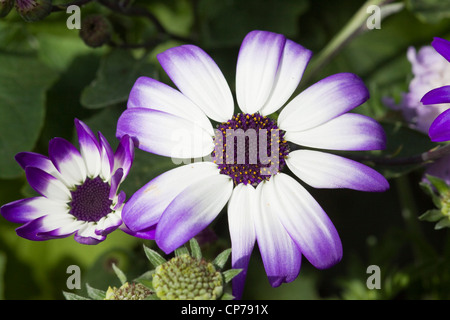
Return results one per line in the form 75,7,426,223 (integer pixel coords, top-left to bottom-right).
422,37,450,143
116,30,389,298
0,119,134,245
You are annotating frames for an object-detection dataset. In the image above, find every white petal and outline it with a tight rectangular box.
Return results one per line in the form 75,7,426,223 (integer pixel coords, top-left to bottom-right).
278,73,369,132
286,150,389,191
227,183,257,299
236,31,286,114
116,108,214,159
157,45,234,122
260,39,312,116
254,180,301,287
268,173,343,269
127,77,214,136
284,113,386,151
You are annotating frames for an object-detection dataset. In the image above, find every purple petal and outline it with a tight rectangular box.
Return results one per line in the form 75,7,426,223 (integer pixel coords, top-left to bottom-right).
48,137,87,187
16,215,79,241
286,150,389,191
25,167,71,201
113,135,134,181
109,168,124,199
116,108,214,159
278,73,370,132
428,108,450,142
421,85,450,105
122,162,222,233
98,131,115,181
155,173,233,254
1,197,67,224
268,173,343,269
254,181,302,287
120,224,157,240
227,184,257,300
260,39,313,116
432,37,450,62
235,30,286,114
285,113,386,151
157,44,234,122
75,119,102,178
127,77,214,135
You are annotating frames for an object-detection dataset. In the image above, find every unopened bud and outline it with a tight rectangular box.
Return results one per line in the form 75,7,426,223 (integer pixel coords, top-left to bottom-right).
0,0,14,18
79,14,112,48
15,0,52,22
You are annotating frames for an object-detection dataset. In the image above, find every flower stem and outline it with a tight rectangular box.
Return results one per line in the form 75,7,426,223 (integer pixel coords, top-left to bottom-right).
301,0,400,86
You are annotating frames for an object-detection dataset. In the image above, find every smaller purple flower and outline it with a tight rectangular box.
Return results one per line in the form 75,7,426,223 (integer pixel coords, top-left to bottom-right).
0,119,134,245
422,38,450,143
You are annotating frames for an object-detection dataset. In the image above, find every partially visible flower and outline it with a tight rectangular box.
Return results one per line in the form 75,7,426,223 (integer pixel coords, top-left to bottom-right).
0,119,134,244
389,43,450,133
422,38,450,143
116,30,389,299
105,282,153,300
15,0,52,22
0,0,14,18
419,175,450,230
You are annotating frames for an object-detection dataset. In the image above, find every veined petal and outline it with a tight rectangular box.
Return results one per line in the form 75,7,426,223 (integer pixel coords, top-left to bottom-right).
432,37,450,62
286,150,389,191
278,73,370,132
227,183,257,300
127,77,214,136
421,85,450,105
116,108,214,159
157,45,234,123
428,108,450,142
155,173,233,254
268,173,343,269
48,137,87,188
285,113,386,151
1,197,69,224
122,162,221,233
75,119,102,178
260,39,312,116
236,30,286,114
255,180,301,287
25,167,71,202
113,134,134,181
98,132,115,182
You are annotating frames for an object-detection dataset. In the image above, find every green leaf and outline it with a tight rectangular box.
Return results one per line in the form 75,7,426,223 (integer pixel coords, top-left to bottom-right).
189,238,202,260
223,269,242,283
143,245,167,268
407,0,450,24
426,174,450,195
212,248,231,270
62,291,91,300
174,246,190,257
419,209,444,222
435,218,450,229
112,263,128,285
85,283,106,300
0,52,57,179
80,49,155,109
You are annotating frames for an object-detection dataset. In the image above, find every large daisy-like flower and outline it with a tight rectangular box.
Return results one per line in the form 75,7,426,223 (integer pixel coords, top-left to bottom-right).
421,37,450,142
116,30,389,298
1,119,134,245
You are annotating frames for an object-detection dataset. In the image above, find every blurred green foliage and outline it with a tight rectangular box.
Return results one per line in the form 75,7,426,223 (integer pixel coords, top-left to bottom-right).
0,0,450,300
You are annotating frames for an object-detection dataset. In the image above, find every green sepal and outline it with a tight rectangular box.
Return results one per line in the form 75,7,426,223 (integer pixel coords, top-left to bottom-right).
223,268,242,283
419,209,444,222
86,283,106,300
189,238,202,260
143,245,167,268
112,263,127,285
435,218,450,230
62,291,91,300
213,248,232,270
174,245,190,257
425,174,449,195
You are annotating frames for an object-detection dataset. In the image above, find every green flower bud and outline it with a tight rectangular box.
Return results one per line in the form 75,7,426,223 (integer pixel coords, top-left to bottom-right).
104,282,153,300
153,254,223,300
419,175,450,229
79,14,112,48
15,0,52,22
0,0,14,18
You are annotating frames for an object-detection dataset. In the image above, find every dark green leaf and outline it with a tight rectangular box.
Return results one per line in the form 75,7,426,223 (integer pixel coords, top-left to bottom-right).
407,0,450,24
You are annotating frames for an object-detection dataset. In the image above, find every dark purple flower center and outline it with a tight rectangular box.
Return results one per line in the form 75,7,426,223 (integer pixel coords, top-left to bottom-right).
212,113,289,186
70,176,113,222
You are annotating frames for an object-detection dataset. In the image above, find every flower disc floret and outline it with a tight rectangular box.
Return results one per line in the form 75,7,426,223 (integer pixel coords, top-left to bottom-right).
152,254,223,300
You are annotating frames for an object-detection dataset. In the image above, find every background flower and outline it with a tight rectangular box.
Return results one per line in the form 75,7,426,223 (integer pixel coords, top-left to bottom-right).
1,119,134,245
